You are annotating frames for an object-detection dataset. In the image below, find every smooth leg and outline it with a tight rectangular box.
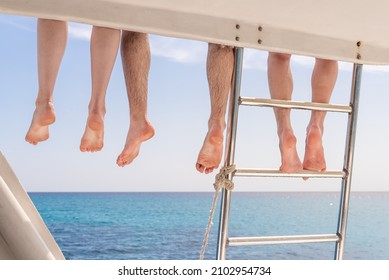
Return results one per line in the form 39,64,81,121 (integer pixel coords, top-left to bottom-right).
303,58,338,171
25,19,67,145
80,26,120,152
268,52,303,173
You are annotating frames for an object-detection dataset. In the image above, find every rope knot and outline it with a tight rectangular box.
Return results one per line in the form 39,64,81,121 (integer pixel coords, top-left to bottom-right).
213,165,236,191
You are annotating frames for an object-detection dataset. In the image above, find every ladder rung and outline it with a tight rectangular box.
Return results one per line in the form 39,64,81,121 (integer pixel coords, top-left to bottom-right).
234,169,346,179
240,97,352,113
228,234,340,246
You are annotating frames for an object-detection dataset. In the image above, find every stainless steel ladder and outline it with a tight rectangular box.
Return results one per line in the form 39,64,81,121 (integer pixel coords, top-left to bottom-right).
216,48,363,260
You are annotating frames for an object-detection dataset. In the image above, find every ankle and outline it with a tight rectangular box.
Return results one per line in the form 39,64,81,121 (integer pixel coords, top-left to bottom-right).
307,123,323,136
208,118,226,131
35,98,54,108
278,127,294,138
88,103,106,116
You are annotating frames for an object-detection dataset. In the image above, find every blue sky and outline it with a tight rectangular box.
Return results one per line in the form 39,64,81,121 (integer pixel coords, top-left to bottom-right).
1,14,389,192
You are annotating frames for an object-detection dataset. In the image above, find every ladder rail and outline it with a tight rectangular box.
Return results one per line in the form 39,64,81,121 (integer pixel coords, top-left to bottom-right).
228,234,340,246
216,47,244,260
233,169,346,179
240,97,352,113
335,64,363,260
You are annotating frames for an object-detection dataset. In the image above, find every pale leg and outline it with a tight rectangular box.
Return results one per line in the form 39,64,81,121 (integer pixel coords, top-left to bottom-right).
25,19,67,145
116,31,154,167
303,59,338,171
196,44,234,174
268,52,303,173
80,26,120,152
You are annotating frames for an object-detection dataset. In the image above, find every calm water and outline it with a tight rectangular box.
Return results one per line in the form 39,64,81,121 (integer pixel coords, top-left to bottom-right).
29,192,389,260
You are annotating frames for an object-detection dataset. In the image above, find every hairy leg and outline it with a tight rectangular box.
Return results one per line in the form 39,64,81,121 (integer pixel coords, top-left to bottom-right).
80,26,120,152
196,44,234,174
268,52,303,173
303,59,338,171
25,19,67,145
116,31,154,167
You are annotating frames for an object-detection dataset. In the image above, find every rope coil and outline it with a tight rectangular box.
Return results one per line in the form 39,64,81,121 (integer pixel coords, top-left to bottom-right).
200,165,236,260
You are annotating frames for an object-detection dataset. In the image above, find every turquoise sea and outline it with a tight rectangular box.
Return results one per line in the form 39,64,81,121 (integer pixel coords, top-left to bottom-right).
30,192,389,260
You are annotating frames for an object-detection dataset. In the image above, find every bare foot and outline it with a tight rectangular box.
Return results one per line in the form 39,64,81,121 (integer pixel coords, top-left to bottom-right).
196,123,225,174
278,128,303,173
303,125,326,172
116,121,155,167
80,113,105,152
25,101,56,145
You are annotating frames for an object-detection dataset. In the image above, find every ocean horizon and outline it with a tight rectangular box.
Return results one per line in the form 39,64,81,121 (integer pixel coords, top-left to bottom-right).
29,191,389,260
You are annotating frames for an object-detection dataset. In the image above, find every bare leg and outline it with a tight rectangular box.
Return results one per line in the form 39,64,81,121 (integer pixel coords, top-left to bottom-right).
303,59,338,171
80,26,120,152
25,19,67,145
268,52,303,173
196,44,234,174
116,31,153,167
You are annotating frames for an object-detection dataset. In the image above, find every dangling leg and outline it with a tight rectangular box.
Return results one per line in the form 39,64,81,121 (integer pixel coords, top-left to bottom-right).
303,58,338,172
268,52,303,173
196,44,234,174
80,26,120,152
116,31,154,167
25,19,67,145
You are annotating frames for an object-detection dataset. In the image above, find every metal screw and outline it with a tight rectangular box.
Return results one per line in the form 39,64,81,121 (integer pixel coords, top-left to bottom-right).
236,24,240,30
258,39,262,44
258,26,263,31
235,36,240,41
357,53,361,59
357,41,361,47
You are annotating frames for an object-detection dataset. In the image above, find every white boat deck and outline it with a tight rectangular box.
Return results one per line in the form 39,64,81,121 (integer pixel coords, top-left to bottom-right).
1,0,389,65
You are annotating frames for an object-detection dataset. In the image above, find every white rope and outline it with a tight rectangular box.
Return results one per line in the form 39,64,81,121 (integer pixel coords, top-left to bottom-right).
199,188,220,260
199,165,235,260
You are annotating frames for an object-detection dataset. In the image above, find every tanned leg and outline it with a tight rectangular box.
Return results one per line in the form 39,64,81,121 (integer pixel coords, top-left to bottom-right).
25,19,67,145
116,31,154,167
268,52,303,173
80,26,120,152
303,59,338,172
196,44,234,174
